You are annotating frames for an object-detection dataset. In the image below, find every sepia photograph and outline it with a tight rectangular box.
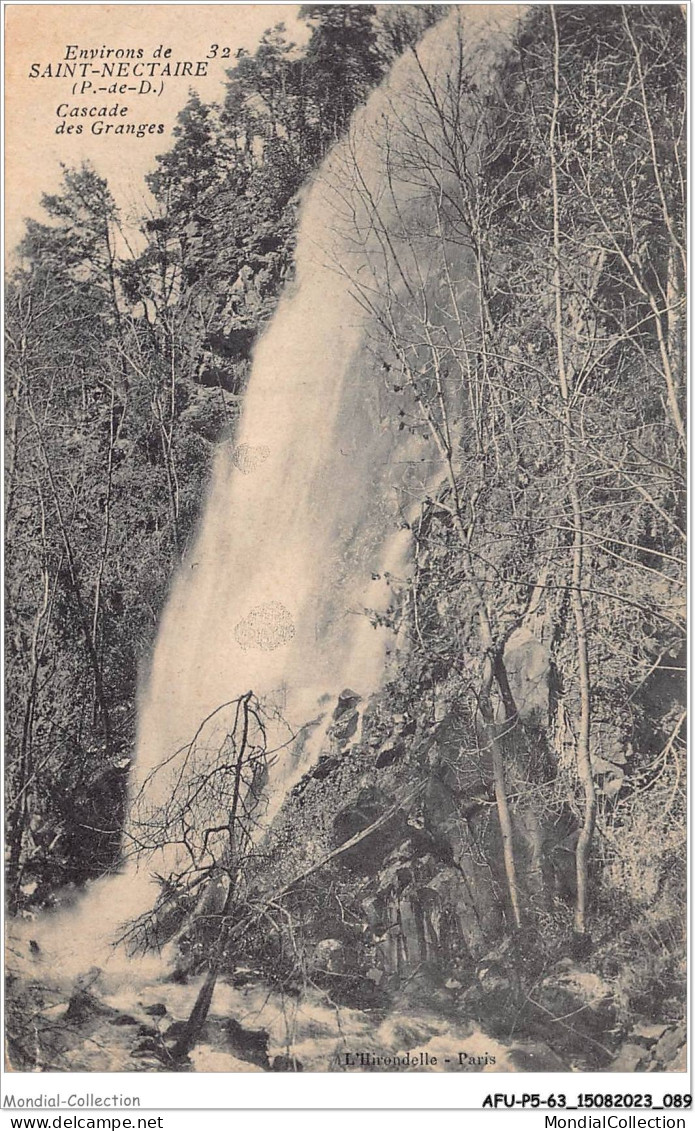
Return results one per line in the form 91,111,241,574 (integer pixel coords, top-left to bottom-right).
3,1,687,1082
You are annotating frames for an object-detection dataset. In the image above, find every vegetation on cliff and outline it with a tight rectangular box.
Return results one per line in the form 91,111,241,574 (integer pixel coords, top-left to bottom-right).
5,5,686,1072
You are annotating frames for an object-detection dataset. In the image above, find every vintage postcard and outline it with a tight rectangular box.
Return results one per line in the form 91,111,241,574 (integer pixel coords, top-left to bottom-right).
4,1,687,1087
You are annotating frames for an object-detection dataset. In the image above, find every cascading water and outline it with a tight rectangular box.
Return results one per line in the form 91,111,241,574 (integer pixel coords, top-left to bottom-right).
25,5,523,978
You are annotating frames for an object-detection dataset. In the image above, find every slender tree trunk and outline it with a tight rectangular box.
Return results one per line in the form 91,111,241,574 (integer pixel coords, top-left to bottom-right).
477,658,523,930
171,694,253,1059
171,891,232,1060
345,127,525,930
405,344,523,930
550,5,595,935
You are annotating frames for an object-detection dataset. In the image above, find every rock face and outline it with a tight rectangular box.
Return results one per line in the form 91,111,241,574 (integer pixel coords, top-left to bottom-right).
610,1023,687,1073
251,687,684,1070
263,694,545,999
358,853,479,983
5,670,684,1075
329,689,363,750
503,628,551,725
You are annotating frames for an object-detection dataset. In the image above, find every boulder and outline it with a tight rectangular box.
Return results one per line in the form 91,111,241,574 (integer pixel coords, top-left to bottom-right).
329,690,363,749
64,990,115,1025
272,1054,303,1072
131,1037,163,1059
662,1043,687,1072
654,1023,687,1068
630,1021,668,1044
311,755,339,781
333,690,362,718
332,711,360,746
332,787,408,870
610,1043,650,1072
375,740,406,769
224,1018,270,1070
142,1003,167,1018
503,627,550,724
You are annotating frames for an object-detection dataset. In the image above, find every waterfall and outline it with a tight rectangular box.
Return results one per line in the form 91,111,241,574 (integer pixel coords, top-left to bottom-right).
27,6,523,974
133,200,415,807
134,0,523,802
